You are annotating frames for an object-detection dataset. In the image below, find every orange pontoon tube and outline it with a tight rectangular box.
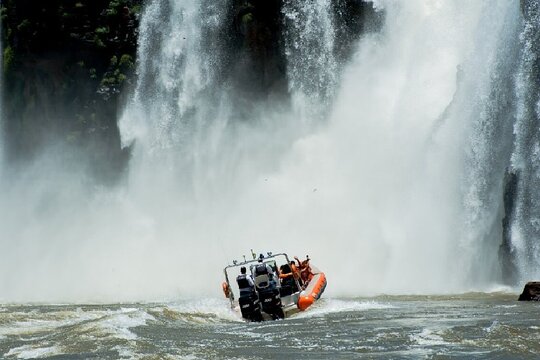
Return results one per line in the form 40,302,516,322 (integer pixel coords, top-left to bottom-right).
297,272,327,311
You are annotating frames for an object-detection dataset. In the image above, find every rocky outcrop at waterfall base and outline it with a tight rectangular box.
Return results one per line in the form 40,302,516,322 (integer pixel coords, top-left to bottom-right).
518,282,540,301
499,170,519,284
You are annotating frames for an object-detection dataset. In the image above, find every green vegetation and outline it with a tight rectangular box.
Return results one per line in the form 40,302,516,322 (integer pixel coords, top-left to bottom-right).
0,0,142,181
3,46,15,74
242,13,253,24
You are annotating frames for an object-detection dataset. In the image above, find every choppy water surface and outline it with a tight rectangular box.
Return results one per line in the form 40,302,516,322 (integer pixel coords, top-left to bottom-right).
0,293,538,359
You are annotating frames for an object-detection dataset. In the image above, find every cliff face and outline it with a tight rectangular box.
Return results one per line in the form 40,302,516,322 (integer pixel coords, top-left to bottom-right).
1,0,381,181
230,0,286,96
229,0,383,97
1,0,142,181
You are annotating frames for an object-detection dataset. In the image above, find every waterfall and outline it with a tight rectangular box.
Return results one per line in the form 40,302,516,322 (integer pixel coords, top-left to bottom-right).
446,1,521,286
508,0,540,281
282,0,338,120
115,0,525,295
2,0,539,301
119,0,229,153
286,0,521,292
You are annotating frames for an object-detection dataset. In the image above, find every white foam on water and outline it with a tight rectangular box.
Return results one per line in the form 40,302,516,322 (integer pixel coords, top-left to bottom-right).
0,309,101,337
293,298,395,319
0,307,154,359
67,307,156,359
409,327,449,346
4,345,61,359
483,285,517,294
164,297,243,323
497,304,517,309
484,320,500,334
88,307,154,341
112,344,137,360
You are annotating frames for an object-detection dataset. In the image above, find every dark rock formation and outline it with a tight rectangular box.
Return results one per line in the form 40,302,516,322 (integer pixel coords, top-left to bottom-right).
1,0,141,182
499,170,519,284
518,281,540,301
521,0,539,21
230,0,286,97
226,0,383,106
333,0,385,61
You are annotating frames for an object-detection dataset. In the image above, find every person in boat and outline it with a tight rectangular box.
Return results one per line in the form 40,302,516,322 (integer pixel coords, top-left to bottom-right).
236,266,255,297
253,254,277,288
236,266,264,321
295,255,314,285
279,262,300,294
290,261,301,282
279,261,301,282
257,254,275,276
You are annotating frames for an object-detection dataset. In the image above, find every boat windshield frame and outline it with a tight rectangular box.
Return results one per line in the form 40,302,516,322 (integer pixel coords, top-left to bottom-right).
223,253,300,307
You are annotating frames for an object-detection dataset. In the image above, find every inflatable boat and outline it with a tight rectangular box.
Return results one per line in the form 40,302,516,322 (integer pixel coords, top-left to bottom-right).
222,252,327,321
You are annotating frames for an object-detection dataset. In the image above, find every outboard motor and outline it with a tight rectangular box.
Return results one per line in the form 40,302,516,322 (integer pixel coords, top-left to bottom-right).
238,293,263,322
254,263,284,319
237,274,263,322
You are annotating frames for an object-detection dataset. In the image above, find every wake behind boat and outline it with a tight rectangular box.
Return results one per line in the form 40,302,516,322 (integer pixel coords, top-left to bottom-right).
222,252,327,321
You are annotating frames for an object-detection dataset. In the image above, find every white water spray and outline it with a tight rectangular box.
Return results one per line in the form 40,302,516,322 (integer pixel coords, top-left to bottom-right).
116,0,522,295
0,0,532,302
263,0,520,293
283,0,338,120
509,0,540,281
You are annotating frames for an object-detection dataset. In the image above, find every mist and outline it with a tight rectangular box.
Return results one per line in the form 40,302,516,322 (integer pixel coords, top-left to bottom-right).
0,0,530,302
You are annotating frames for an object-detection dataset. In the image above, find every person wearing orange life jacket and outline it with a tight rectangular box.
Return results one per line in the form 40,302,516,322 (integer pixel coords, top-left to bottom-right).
288,260,303,287
289,261,300,280
279,261,302,293
295,255,314,285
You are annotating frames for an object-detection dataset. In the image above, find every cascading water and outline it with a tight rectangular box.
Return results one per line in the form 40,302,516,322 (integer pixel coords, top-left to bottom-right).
447,1,521,286
1,0,540,302
120,0,228,153
508,0,540,282
282,0,338,120
116,0,525,295
280,0,523,293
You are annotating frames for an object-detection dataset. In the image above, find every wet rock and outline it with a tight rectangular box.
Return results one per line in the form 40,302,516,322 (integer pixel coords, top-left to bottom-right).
0,0,141,183
230,0,286,96
521,0,540,21
518,282,540,301
333,0,385,60
499,170,519,285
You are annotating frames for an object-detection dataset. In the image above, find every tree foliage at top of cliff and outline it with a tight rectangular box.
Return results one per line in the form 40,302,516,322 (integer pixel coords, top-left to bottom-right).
0,0,142,182
1,0,141,66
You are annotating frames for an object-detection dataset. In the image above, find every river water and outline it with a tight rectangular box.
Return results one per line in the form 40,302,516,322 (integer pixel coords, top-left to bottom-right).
1,293,538,359
1,2,540,358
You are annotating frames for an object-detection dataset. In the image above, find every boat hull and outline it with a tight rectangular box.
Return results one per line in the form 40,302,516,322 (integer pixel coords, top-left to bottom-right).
298,272,327,311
